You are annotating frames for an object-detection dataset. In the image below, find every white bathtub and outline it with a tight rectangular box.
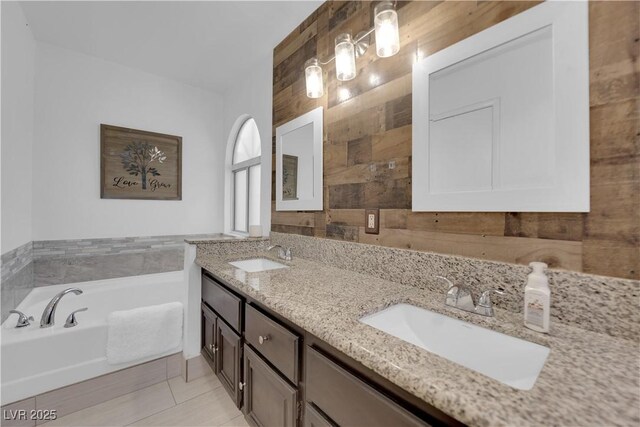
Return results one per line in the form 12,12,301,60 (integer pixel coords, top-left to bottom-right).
1,271,185,405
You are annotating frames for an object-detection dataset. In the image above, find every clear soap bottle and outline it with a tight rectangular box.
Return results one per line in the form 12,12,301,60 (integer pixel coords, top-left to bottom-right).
524,262,550,333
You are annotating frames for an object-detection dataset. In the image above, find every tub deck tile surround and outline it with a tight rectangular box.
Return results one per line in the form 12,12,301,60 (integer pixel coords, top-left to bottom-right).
195,241,639,427
1,242,33,282
1,233,233,322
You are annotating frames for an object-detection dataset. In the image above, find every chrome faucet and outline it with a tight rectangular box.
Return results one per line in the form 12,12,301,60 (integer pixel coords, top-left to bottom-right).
9,310,34,328
40,288,83,328
436,276,503,317
267,245,292,261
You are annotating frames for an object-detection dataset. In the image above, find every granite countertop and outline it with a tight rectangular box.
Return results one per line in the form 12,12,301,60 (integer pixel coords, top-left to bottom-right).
196,251,639,427
184,234,268,244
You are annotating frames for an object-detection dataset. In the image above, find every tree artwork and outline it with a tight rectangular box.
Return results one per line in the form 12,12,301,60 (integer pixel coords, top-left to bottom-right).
119,141,167,190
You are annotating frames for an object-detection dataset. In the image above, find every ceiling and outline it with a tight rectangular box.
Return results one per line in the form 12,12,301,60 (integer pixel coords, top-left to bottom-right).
20,1,322,92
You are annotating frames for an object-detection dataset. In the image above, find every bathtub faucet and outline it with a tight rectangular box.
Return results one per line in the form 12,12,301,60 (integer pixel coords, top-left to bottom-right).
40,288,83,328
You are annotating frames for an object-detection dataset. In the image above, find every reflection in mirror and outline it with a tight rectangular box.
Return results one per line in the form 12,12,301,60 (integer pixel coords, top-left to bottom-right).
281,123,314,201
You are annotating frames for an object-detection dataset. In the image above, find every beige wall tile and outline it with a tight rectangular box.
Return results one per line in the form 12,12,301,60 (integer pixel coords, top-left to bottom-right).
166,353,183,379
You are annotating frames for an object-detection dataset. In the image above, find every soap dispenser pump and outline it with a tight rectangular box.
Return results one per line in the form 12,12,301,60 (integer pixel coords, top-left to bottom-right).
524,262,550,333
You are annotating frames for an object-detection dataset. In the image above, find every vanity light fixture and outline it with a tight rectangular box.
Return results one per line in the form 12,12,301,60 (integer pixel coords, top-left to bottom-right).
304,58,324,98
304,1,401,98
335,33,357,81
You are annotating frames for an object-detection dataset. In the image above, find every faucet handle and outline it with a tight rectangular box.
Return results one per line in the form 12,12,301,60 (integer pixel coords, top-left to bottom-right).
9,310,34,328
64,308,88,328
434,275,455,289
478,289,504,307
475,289,504,317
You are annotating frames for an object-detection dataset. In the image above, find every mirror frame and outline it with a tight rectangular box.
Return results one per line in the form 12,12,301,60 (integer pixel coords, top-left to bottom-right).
275,106,323,211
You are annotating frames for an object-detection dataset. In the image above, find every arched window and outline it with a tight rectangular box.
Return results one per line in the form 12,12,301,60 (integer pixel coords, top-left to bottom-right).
231,118,261,233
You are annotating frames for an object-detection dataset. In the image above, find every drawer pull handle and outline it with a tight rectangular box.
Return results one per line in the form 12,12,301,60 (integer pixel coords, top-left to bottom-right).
258,335,270,344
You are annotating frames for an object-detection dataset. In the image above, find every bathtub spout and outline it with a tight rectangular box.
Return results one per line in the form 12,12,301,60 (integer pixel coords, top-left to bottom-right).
40,288,83,328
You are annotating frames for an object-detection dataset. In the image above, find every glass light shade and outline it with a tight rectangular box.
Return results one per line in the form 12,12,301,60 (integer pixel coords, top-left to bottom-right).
304,58,324,98
374,1,400,58
335,33,357,81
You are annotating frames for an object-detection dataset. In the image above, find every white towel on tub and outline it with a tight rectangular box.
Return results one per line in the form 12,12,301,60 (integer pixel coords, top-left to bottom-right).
107,302,183,365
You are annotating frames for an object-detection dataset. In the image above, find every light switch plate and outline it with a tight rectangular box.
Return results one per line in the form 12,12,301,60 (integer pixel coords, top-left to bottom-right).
365,209,380,234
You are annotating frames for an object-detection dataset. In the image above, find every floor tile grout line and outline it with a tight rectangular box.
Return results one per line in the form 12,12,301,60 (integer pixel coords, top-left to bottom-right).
168,375,225,405
166,379,178,406
125,377,227,426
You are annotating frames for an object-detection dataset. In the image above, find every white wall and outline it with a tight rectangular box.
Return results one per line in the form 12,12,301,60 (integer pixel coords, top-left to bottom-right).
32,43,225,240
222,54,273,236
1,2,36,253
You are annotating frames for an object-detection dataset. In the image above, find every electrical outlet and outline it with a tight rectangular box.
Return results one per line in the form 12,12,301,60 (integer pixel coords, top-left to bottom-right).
365,209,379,234
368,213,375,228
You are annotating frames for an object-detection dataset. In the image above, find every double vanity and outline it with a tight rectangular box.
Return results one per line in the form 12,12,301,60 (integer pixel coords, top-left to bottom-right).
193,236,639,427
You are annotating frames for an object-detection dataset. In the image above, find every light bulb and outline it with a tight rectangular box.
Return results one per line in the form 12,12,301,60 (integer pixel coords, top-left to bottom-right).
335,33,356,81
374,1,400,58
305,58,324,99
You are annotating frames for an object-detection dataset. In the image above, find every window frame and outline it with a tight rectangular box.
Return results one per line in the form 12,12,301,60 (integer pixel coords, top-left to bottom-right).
230,119,261,234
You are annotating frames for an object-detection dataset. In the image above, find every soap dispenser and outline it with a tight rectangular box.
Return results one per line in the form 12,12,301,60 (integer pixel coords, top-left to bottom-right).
524,262,550,333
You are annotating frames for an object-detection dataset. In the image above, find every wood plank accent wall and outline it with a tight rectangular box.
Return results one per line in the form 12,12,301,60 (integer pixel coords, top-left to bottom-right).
272,1,639,280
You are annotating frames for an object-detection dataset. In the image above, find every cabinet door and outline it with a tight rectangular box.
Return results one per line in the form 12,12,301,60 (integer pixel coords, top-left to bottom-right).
244,346,297,427
304,403,336,427
201,303,217,369
216,320,243,407
306,346,429,427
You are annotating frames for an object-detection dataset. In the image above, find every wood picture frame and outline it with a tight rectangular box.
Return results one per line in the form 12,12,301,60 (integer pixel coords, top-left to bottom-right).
100,124,182,200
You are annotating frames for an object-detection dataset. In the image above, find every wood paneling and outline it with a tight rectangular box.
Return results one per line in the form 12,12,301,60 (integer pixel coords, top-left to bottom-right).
272,1,640,279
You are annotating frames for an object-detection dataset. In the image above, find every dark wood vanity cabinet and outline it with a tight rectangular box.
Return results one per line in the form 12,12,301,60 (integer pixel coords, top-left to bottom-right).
217,320,243,407
304,403,336,427
201,303,218,366
201,274,244,408
305,346,428,427
243,345,298,427
201,271,461,427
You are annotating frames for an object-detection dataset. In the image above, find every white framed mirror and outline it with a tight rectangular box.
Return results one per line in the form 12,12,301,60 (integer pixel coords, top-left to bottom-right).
412,1,589,212
275,107,323,211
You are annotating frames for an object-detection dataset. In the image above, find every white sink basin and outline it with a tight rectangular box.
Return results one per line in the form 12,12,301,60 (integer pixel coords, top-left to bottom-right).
360,303,549,390
229,258,288,273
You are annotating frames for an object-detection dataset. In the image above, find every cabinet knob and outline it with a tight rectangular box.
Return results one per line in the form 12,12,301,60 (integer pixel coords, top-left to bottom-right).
239,382,245,391
258,335,270,344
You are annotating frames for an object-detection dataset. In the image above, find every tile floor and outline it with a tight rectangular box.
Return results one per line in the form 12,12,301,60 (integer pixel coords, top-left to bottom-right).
41,374,249,427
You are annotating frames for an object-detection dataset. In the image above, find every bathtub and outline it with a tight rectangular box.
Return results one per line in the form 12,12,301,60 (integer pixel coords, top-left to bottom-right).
1,271,184,405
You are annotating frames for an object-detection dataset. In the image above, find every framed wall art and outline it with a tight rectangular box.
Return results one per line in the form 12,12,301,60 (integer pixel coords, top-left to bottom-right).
100,124,182,200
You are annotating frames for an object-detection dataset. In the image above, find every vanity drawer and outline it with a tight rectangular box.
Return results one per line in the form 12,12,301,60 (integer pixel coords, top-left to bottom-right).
306,346,428,427
245,304,300,383
202,274,242,332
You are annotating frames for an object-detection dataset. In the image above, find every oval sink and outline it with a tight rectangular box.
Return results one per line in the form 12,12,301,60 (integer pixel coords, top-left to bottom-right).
229,258,288,273
360,303,549,390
